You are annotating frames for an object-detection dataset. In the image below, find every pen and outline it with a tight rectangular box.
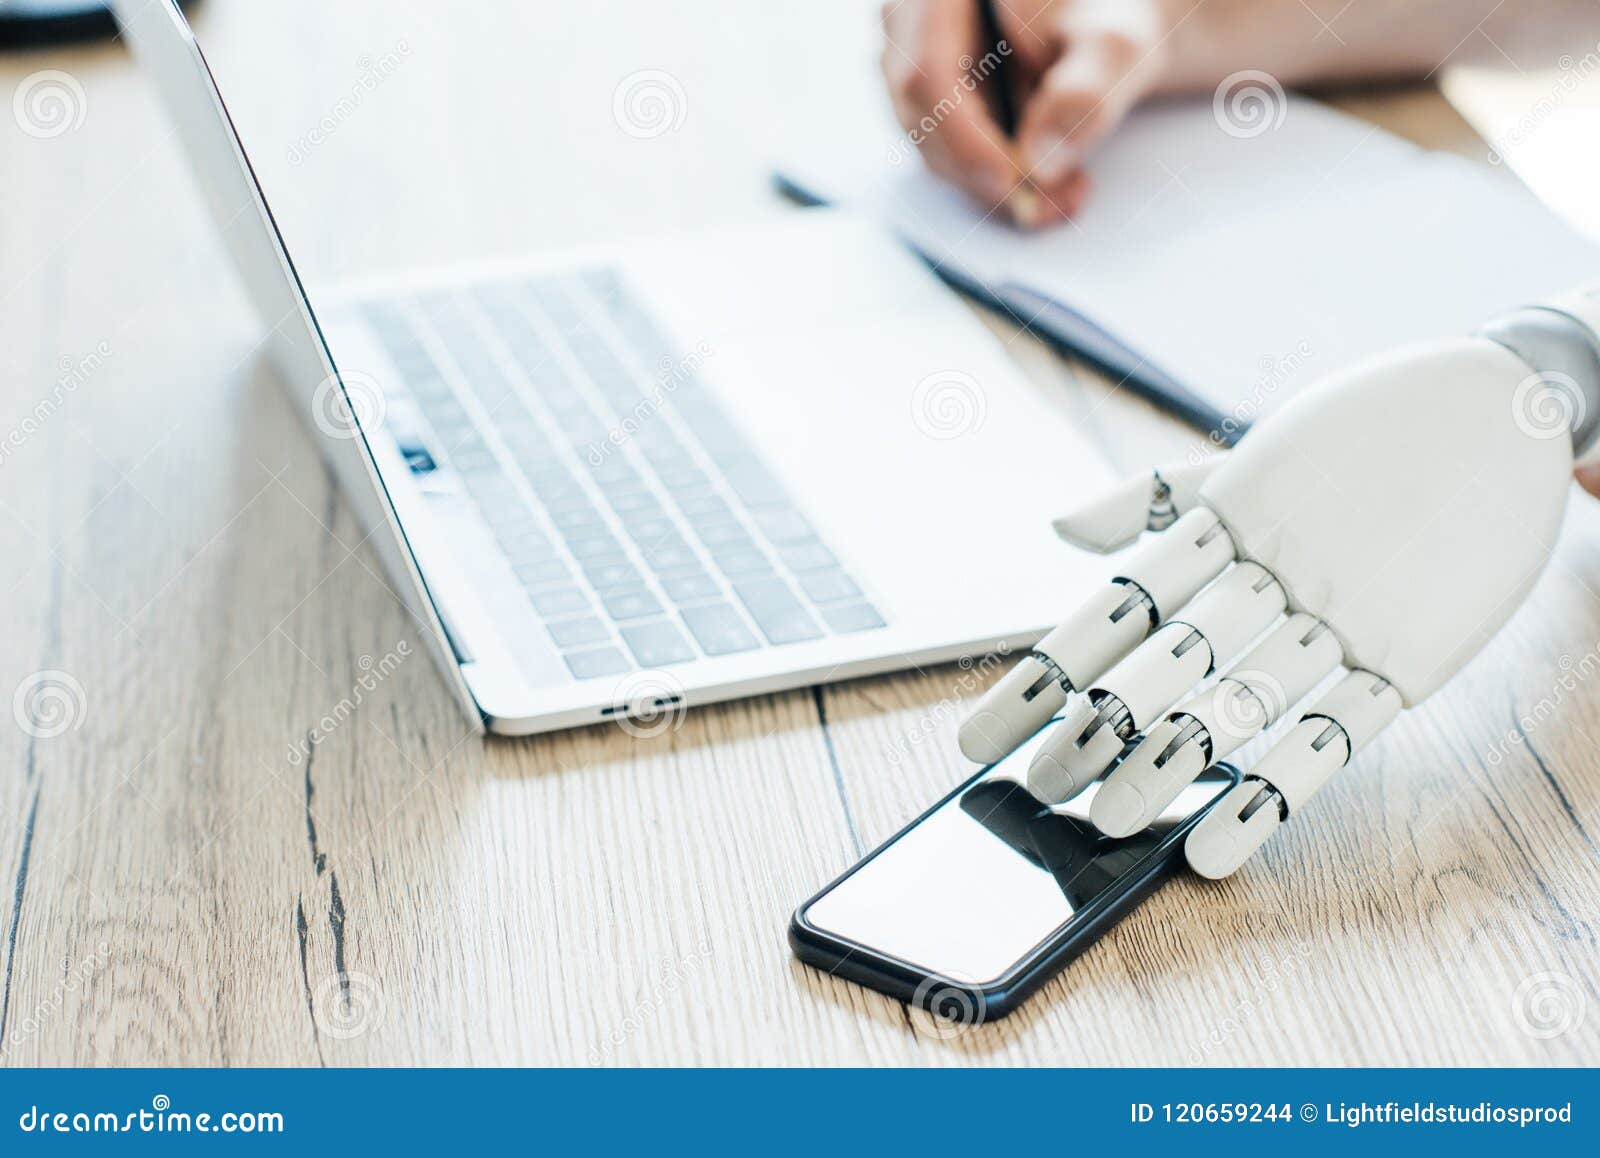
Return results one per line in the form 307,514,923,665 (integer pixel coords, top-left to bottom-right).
978,0,1017,136
980,0,1040,224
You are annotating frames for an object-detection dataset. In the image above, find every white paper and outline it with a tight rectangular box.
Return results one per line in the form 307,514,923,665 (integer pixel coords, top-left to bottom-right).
781,96,1600,423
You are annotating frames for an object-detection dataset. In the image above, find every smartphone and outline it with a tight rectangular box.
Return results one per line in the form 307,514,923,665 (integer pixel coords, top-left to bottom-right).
790,721,1239,1023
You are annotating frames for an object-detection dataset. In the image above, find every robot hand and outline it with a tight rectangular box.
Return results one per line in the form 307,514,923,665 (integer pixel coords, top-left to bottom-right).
962,285,1600,879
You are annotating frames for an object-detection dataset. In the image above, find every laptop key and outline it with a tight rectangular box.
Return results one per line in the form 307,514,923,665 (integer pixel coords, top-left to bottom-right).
450,448,499,473
797,569,861,604
500,529,556,559
643,543,699,572
574,551,630,576
638,437,689,462
596,474,647,498
547,616,611,648
655,466,710,491
583,560,642,590
660,570,721,603
753,507,814,543
680,604,761,656
567,532,622,560
608,490,662,514
620,620,697,667
711,546,772,576
563,647,631,680
621,513,677,542
733,577,823,645
514,559,572,588
588,459,637,483
549,505,603,532
821,603,886,633
678,493,734,523
601,587,664,621
779,542,837,573
539,485,599,512
530,586,592,617
697,522,751,548
473,478,527,506
529,476,589,504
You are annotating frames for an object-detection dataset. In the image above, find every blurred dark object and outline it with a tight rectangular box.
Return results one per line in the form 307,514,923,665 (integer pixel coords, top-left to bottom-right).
0,0,198,48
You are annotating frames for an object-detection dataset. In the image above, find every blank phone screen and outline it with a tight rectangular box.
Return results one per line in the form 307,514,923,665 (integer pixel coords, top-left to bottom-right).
803,724,1234,986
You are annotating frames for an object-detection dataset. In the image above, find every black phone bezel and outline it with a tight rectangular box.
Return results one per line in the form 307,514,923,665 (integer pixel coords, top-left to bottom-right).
789,761,1241,1022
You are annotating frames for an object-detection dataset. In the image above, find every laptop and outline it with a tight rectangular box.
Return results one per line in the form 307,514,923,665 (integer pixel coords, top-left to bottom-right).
115,0,1112,735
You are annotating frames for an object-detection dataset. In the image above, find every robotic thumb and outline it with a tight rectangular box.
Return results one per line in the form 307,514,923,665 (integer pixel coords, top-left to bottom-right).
1052,458,1226,554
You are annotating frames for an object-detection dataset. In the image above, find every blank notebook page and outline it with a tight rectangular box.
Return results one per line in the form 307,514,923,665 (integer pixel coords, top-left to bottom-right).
780,96,1600,421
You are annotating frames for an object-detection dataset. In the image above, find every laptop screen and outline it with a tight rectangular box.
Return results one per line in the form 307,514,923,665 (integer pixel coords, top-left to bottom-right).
111,0,481,726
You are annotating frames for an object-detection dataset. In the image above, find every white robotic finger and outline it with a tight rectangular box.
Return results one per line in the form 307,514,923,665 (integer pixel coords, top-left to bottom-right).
1052,460,1225,553
958,507,1236,764
1185,669,1401,878
957,585,1149,764
1027,561,1287,803
1091,613,1343,837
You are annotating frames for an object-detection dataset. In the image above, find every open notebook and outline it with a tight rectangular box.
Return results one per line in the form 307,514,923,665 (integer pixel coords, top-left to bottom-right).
778,96,1600,437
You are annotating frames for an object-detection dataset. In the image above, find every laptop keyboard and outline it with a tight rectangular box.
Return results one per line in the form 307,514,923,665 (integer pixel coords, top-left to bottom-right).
358,269,885,680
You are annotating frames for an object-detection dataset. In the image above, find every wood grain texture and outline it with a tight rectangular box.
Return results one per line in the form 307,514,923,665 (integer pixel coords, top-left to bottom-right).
0,0,1596,1066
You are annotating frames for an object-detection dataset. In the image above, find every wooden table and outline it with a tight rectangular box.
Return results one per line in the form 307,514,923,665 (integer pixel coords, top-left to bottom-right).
2,0,1597,1066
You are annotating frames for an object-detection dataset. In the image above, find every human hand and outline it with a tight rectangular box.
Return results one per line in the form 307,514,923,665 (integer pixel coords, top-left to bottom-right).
1577,463,1600,498
880,0,1175,227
